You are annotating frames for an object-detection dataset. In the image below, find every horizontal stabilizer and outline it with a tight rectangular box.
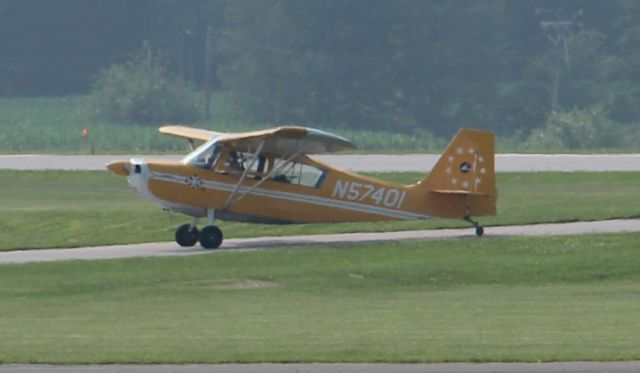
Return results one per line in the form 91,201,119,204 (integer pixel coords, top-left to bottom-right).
430,189,493,196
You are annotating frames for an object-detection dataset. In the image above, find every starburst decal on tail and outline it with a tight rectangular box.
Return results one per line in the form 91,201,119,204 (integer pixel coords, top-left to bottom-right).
442,143,487,191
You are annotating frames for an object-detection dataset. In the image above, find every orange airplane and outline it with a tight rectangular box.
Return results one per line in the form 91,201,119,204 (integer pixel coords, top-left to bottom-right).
107,126,496,249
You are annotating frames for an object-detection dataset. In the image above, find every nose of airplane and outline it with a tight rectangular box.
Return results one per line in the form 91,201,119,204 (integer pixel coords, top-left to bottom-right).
106,160,131,176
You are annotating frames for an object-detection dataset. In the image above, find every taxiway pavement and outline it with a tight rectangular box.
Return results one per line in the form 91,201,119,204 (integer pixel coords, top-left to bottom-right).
1,153,639,172
1,219,638,265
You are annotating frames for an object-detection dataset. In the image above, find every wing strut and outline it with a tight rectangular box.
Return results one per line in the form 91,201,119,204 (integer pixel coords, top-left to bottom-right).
223,147,304,209
224,140,266,209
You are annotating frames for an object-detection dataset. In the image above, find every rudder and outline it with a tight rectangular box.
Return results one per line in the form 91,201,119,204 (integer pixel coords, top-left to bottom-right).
411,128,497,217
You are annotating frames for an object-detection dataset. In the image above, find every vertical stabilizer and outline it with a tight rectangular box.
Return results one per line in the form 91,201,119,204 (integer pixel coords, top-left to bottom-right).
423,128,495,195
410,128,497,218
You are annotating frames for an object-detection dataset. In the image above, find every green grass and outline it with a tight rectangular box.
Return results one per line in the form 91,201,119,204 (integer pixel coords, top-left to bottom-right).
0,96,445,153
1,171,639,251
0,96,187,154
2,96,640,153
0,233,639,363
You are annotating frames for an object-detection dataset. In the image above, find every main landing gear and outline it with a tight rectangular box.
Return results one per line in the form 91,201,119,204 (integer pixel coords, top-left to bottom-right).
175,223,199,247
465,216,484,237
199,225,223,249
175,209,224,249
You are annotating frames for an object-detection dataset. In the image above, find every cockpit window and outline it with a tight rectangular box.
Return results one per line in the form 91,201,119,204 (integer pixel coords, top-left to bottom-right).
182,140,222,169
224,151,245,171
272,161,326,188
183,141,325,188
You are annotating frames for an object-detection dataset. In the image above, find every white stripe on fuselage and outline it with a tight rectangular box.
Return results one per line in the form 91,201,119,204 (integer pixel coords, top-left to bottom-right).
150,171,431,221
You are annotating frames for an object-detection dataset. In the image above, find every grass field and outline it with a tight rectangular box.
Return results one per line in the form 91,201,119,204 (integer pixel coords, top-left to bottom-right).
0,233,639,363
0,96,186,154
3,96,640,154
0,96,445,153
1,170,639,251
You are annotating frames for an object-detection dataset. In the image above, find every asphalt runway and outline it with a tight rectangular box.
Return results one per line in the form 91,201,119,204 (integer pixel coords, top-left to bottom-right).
1,153,639,172
1,219,638,265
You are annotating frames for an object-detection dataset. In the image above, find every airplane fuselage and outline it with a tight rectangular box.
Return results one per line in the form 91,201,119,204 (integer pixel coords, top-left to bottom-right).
108,126,497,249
127,157,432,224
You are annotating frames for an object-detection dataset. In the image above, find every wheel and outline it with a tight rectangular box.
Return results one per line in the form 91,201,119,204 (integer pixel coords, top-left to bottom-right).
475,226,484,237
199,225,223,249
175,224,199,247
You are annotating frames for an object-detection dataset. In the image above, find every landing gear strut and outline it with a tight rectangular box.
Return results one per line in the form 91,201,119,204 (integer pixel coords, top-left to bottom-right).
465,216,484,237
174,209,224,249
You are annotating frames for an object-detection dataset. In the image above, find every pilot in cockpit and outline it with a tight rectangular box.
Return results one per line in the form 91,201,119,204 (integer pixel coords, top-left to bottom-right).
225,151,245,171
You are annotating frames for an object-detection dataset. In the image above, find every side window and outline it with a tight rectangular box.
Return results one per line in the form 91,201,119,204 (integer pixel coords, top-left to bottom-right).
272,161,326,188
245,155,268,178
223,151,245,171
184,141,221,170
205,145,222,169
215,151,268,180
298,163,326,188
214,150,245,174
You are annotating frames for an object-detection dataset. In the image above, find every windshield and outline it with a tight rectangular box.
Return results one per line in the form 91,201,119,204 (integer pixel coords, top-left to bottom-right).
182,139,222,169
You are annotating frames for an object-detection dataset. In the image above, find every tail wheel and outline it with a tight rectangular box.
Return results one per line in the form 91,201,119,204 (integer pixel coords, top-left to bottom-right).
200,225,223,249
475,226,484,237
175,224,199,247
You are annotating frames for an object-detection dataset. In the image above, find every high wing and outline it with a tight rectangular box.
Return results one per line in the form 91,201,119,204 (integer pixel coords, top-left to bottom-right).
217,126,356,155
159,125,225,142
159,124,356,155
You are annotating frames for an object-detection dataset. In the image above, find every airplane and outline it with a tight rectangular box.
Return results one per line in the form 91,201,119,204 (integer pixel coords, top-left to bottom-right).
107,126,497,249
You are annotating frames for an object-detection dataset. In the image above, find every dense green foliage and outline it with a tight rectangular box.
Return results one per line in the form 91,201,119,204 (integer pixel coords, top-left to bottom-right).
522,109,640,150
1,233,640,363
1,170,638,251
2,0,640,144
89,44,201,125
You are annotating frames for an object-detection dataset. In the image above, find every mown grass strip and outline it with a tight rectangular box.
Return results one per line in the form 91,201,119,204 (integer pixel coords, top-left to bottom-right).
1,171,639,251
0,233,639,363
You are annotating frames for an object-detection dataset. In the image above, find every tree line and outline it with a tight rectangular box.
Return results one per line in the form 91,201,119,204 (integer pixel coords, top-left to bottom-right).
1,0,639,138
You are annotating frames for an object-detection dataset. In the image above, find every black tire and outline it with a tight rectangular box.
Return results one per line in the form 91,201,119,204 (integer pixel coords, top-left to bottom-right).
200,225,223,249
175,224,199,247
475,226,484,237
